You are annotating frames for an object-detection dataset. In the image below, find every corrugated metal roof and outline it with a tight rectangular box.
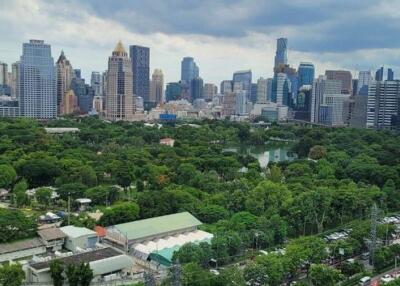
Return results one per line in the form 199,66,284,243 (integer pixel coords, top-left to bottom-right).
38,227,66,241
112,212,202,241
90,254,133,275
59,226,97,238
0,238,44,255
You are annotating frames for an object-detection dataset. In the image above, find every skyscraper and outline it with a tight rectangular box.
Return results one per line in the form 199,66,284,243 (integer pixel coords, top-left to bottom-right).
181,57,199,84
388,68,394,81
298,62,315,88
232,70,252,99
166,82,182,102
0,62,8,85
190,77,204,101
367,80,400,129
357,71,373,95
256,77,268,103
220,80,233,94
60,89,78,115
10,62,20,98
274,38,288,69
203,83,217,101
129,45,150,105
150,69,164,105
235,90,247,115
375,67,384,81
56,50,74,115
105,41,134,121
271,73,291,106
91,71,102,96
325,70,352,94
20,40,56,119
311,76,342,123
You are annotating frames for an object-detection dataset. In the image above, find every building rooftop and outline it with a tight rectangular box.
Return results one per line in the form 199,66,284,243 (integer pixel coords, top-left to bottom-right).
111,212,202,241
59,226,97,239
44,128,80,134
0,238,44,255
30,247,123,271
37,227,66,241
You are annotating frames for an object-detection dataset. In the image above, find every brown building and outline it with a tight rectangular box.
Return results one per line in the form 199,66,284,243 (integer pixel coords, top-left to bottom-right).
325,70,353,94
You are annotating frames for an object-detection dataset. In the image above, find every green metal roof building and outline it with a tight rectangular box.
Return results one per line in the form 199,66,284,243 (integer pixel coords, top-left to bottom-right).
105,212,202,246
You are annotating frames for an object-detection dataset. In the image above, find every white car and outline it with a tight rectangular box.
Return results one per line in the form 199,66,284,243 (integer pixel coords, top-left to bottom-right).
381,274,394,284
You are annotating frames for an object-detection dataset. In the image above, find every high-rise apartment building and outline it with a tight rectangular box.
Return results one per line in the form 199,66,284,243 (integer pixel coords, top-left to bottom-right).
105,41,134,121
274,38,288,68
235,90,247,115
203,83,217,101
129,45,150,105
56,50,74,115
60,89,78,115
367,80,400,129
311,76,342,123
298,62,315,88
91,71,102,96
325,70,352,94
10,62,20,98
233,70,252,99
256,77,268,103
271,73,291,106
181,57,199,83
20,40,56,119
150,69,164,105
357,71,373,95
0,62,8,85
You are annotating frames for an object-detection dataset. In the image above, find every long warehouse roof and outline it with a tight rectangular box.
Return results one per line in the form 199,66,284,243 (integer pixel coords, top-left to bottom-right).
112,212,202,241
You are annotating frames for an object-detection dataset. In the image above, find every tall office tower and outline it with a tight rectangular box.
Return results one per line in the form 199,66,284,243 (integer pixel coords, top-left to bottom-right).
0,62,8,85
256,77,268,103
235,90,247,115
165,82,182,102
233,70,252,99
375,67,384,81
20,40,56,119
60,89,78,115
294,85,312,121
310,76,342,123
150,69,164,105
90,71,102,96
71,77,93,113
388,68,394,81
220,80,233,94
222,92,236,117
325,70,352,94
367,80,400,129
101,71,108,96
319,93,350,126
92,95,104,113
203,83,217,101
74,69,81,79
357,71,373,95
181,57,199,83
266,78,273,102
350,94,368,128
56,51,74,115
190,77,204,101
298,62,315,88
10,62,20,98
274,38,288,68
250,83,257,103
352,79,359,96
105,41,134,121
271,73,291,106
129,45,150,105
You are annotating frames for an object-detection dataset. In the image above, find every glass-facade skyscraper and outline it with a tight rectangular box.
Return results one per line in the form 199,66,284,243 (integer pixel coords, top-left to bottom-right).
181,57,199,83
20,40,56,119
298,62,315,88
129,45,150,106
232,70,252,99
274,38,288,68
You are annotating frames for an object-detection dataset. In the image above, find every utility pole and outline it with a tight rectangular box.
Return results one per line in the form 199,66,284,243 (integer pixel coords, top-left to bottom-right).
369,203,378,266
67,193,71,225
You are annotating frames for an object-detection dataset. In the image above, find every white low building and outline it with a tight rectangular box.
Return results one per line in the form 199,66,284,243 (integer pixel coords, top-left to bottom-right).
60,226,98,252
0,238,46,263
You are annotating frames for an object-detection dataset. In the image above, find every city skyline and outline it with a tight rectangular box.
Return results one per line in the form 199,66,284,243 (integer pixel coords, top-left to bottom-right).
1,0,400,85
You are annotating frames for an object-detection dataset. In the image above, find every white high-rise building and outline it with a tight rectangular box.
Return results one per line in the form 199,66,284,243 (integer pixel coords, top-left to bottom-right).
203,83,217,101
256,77,268,103
367,80,400,129
105,41,134,121
20,40,56,119
320,94,350,126
91,71,102,97
275,73,291,106
10,62,20,98
311,76,342,123
235,90,247,115
150,69,164,105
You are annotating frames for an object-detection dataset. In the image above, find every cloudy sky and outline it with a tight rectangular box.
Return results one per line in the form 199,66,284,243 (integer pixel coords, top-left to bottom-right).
1,0,400,85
